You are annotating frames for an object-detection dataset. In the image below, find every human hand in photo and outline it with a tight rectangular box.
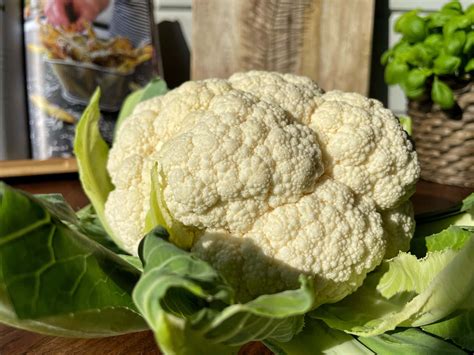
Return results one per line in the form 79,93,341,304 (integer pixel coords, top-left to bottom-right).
44,0,110,28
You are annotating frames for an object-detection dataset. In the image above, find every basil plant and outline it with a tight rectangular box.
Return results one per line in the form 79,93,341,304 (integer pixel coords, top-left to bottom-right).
382,0,474,109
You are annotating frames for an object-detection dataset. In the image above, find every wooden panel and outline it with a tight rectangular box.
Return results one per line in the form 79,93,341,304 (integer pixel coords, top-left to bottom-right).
0,158,77,178
192,0,375,95
192,0,240,79
318,0,375,93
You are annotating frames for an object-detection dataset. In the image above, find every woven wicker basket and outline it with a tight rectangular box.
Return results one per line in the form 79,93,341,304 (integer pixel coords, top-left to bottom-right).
408,79,474,188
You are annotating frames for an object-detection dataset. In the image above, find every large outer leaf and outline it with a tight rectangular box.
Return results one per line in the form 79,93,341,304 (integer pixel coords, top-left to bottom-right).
264,318,374,355
422,286,474,351
311,228,474,336
358,328,466,354
422,309,474,351
133,229,315,354
0,183,147,337
73,89,121,248
35,195,122,254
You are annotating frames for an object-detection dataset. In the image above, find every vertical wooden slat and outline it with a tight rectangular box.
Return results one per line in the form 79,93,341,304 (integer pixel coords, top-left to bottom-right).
192,0,375,95
317,0,375,94
191,0,240,79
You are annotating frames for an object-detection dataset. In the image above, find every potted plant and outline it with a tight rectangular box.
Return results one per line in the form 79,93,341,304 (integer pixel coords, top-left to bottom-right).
382,0,474,188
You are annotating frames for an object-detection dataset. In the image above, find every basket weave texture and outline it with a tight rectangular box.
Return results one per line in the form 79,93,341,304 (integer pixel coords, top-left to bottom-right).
408,80,474,188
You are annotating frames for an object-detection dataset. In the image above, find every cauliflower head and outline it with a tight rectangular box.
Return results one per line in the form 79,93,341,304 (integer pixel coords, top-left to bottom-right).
106,71,419,305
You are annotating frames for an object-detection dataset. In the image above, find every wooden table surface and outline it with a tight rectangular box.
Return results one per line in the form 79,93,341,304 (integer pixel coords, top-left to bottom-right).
1,174,473,355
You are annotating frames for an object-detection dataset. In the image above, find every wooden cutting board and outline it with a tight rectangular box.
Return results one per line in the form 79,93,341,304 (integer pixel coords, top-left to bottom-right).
192,0,375,95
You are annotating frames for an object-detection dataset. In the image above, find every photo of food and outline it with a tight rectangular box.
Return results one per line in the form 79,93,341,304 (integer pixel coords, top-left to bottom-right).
23,0,159,159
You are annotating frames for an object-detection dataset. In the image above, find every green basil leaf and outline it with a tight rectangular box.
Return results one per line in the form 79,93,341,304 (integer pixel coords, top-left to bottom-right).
433,54,462,75
398,115,413,136
384,60,409,85
405,68,432,89
467,4,474,21
445,31,467,55
428,12,453,29
466,58,474,72
441,1,463,15
443,15,471,37
0,183,147,337
133,229,316,354
464,31,474,54
395,11,427,43
432,76,455,109
424,33,444,50
380,50,392,65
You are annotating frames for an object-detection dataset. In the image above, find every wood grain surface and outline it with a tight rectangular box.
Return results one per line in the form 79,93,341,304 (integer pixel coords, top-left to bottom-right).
0,175,473,354
0,158,78,179
192,0,375,95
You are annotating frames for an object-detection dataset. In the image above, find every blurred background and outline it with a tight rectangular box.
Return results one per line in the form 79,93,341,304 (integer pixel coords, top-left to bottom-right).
0,0,472,185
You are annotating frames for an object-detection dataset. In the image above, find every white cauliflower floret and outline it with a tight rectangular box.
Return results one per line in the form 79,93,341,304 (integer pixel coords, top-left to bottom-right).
229,70,324,124
310,93,419,210
380,201,415,259
228,72,419,211
192,178,385,305
158,90,323,234
106,78,323,255
106,71,420,305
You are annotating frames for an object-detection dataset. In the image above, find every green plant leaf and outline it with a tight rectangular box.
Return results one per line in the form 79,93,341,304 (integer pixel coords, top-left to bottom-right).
75,204,124,254
115,88,144,133
73,89,121,248
310,227,474,336
395,10,427,43
464,31,474,55
115,77,168,135
441,1,463,15
445,31,467,56
401,68,432,99
398,115,413,135
0,183,147,337
411,226,473,257
144,165,198,250
433,54,462,75
432,76,455,109
467,4,474,21
428,12,454,29
133,229,316,354
443,15,471,37
424,33,444,49
35,196,122,254
358,328,466,354
384,60,409,85
264,318,373,355
380,50,392,65
465,58,474,72
423,310,474,351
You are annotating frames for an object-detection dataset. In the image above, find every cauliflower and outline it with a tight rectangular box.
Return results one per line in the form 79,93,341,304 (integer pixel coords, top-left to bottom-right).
193,178,385,304
106,71,419,305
